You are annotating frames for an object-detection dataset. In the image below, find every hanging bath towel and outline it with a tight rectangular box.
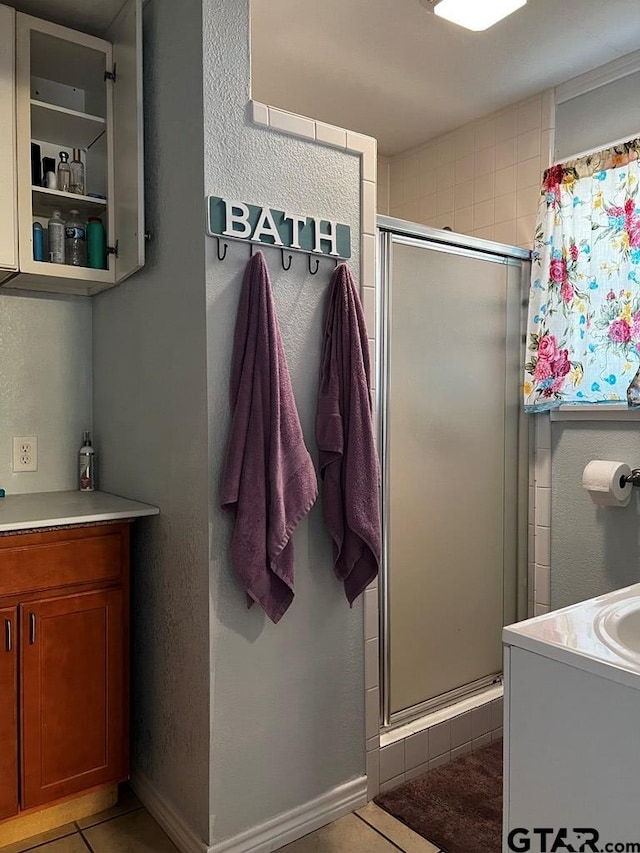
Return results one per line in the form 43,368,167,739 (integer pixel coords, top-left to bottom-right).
221,251,318,623
316,263,381,604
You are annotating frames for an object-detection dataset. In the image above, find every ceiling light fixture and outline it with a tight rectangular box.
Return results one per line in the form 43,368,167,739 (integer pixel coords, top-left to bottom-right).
422,0,527,31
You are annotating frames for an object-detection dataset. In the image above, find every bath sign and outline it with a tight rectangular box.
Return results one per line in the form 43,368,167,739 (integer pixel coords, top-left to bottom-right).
206,196,351,259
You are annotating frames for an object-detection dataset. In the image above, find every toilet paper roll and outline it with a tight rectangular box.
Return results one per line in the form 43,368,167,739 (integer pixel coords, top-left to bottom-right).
582,460,633,507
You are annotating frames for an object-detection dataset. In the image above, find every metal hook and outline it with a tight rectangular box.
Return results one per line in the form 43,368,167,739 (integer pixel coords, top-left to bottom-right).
216,237,228,262
281,249,292,271
250,242,255,258
308,255,320,275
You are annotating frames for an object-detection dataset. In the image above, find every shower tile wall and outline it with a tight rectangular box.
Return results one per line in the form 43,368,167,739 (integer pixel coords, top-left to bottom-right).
381,89,555,249
378,697,504,792
378,155,391,215
533,414,551,617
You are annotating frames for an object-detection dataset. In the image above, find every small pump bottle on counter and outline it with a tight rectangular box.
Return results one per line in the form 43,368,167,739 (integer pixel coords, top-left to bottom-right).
79,430,96,492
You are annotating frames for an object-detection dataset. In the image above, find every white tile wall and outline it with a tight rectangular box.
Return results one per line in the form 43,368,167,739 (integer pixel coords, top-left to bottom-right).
404,730,429,770
534,413,552,614
268,107,315,140
388,89,556,250
378,697,504,790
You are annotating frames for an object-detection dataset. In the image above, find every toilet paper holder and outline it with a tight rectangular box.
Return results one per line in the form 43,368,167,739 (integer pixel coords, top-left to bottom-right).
622,469,640,487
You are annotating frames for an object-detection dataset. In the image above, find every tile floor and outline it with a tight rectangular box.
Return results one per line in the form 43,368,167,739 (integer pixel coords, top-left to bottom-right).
1,787,178,853
2,792,440,852
278,804,441,852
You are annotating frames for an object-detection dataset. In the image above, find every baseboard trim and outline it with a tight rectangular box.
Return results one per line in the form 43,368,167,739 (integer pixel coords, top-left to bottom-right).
211,776,368,853
131,769,367,853
130,767,211,853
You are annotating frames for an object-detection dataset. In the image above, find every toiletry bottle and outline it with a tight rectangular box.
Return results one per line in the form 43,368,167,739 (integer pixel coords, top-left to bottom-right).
48,210,65,264
79,431,96,492
42,156,56,189
30,143,42,187
32,222,44,261
65,210,87,266
57,151,71,192
87,217,107,269
70,148,85,195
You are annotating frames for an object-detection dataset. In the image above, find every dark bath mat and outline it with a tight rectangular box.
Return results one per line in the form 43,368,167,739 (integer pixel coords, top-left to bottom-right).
375,739,503,853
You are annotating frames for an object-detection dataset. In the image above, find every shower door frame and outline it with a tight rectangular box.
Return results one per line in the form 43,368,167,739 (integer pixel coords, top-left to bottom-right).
376,216,531,730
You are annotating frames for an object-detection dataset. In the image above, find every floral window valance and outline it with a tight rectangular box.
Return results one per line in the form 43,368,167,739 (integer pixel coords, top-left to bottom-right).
524,137,640,411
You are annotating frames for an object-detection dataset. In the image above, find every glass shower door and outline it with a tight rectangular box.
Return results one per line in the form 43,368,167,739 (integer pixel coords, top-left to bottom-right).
382,233,524,723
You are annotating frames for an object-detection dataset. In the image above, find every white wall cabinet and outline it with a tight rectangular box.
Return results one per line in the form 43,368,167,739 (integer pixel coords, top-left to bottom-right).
0,0,144,296
0,5,18,282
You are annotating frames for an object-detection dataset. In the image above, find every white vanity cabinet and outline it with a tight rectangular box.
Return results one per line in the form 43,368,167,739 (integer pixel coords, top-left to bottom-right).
0,0,144,296
0,5,18,282
503,591,640,853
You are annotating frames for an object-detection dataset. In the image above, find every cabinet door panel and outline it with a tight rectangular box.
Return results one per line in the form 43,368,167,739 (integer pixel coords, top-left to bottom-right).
108,0,145,283
0,607,18,820
21,589,126,809
0,5,18,272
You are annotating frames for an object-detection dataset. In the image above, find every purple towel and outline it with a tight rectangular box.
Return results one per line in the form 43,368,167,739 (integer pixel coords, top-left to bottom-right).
316,263,381,604
221,252,318,623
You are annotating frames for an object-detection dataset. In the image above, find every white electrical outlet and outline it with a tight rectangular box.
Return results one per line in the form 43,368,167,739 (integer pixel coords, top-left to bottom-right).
12,436,38,472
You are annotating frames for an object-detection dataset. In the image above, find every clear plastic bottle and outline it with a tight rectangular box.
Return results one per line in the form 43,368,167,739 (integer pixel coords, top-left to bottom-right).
79,430,96,492
70,148,85,195
57,151,71,193
65,210,87,266
48,210,65,264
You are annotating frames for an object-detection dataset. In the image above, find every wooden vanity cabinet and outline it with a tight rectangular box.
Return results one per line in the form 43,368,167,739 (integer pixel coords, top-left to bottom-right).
0,607,18,820
0,523,130,821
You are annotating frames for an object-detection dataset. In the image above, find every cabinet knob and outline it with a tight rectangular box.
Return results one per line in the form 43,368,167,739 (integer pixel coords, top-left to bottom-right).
29,612,36,645
4,618,11,653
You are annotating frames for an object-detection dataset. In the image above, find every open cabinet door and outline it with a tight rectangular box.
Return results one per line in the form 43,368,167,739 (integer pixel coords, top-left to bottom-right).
107,0,144,283
0,5,18,278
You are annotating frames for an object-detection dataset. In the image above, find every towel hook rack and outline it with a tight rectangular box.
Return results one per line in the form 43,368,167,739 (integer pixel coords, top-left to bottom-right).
216,237,228,262
281,249,292,271
308,255,320,275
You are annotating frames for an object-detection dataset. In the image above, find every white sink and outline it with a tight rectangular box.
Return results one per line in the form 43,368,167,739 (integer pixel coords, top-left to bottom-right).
504,582,640,689
594,595,640,666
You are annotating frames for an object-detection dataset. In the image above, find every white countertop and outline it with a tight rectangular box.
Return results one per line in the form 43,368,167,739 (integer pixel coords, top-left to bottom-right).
504,583,640,691
0,490,159,533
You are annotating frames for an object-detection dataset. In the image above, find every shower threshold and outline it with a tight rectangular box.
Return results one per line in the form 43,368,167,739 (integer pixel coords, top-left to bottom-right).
386,672,503,731
380,680,504,748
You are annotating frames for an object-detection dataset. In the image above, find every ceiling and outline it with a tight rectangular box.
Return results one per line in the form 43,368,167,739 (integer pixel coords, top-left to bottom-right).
7,0,126,36
251,0,640,155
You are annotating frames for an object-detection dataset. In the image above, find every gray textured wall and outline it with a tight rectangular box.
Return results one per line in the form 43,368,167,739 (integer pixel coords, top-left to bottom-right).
551,422,640,609
0,290,92,494
92,0,211,841
203,2,365,845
